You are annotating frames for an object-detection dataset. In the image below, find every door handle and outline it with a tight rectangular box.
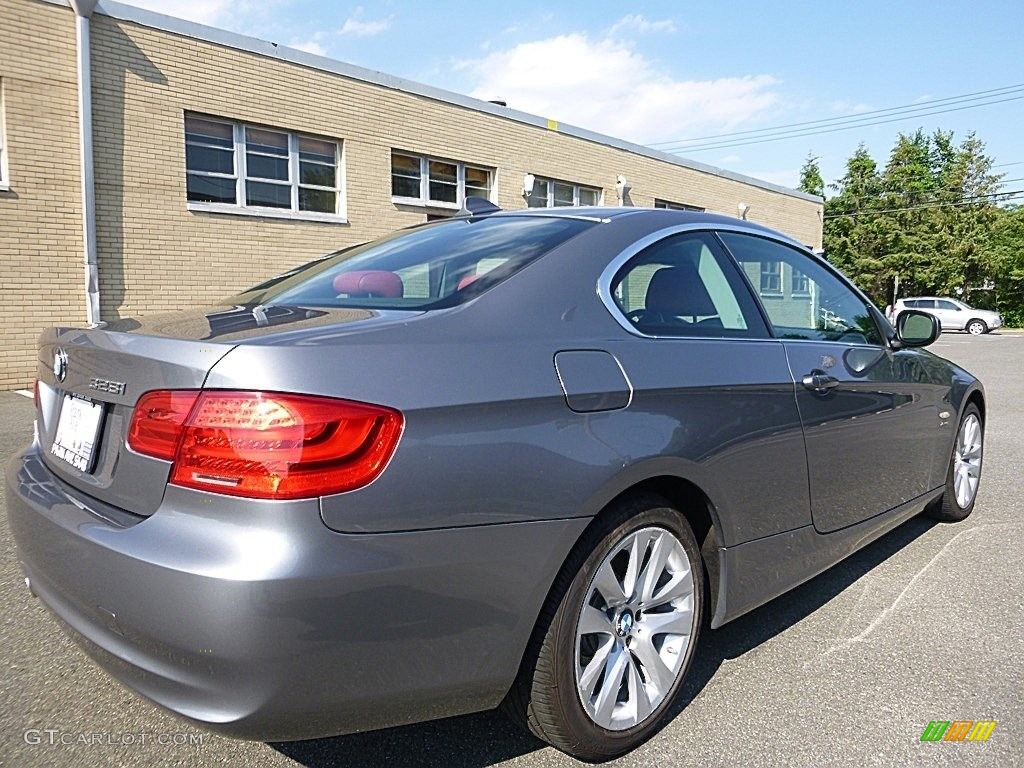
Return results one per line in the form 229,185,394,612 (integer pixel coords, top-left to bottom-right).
802,370,839,393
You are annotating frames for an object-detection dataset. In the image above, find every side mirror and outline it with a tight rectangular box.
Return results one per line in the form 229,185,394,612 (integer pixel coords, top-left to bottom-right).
893,309,939,348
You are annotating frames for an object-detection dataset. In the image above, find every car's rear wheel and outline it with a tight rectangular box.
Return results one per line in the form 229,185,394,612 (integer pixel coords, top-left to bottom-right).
966,319,987,335
928,404,983,521
505,495,703,761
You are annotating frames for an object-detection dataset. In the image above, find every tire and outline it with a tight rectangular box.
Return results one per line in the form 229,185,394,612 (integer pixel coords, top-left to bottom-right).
928,404,983,521
966,319,987,335
504,495,704,761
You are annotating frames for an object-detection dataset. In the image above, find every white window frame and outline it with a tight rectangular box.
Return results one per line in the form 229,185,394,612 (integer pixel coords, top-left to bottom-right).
760,261,782,295
0,80,9,190
654,199,705,212
390,150,493,209
527,176,602,208
185,114,346,224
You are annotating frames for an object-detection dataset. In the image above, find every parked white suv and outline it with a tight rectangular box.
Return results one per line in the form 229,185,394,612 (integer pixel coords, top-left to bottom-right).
889,297,1002,335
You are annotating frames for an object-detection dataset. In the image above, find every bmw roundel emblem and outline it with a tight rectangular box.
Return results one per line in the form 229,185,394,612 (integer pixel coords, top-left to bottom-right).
53,348,68,383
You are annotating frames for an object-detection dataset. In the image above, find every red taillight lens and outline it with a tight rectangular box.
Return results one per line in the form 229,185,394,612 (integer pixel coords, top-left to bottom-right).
127,390,201,460
128,390,403,499
33,380,40,409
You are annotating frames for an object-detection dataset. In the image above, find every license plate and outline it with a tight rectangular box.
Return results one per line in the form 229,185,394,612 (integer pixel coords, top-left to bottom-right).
50,395,105,473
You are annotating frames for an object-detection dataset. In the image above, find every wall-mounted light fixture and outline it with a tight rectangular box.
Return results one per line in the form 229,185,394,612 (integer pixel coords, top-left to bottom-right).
737,202,751,220
522,173,536,199
615,175,632,205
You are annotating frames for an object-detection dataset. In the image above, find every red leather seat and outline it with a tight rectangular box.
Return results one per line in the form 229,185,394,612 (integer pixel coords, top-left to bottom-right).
457,274,480,290
333,270,404,298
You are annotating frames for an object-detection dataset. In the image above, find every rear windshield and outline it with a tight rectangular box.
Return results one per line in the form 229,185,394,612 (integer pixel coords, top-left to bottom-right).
228,215,594,310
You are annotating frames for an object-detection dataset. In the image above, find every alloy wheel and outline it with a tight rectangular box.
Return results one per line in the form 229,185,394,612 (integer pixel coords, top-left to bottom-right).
574,526,694,731
953,413,983,508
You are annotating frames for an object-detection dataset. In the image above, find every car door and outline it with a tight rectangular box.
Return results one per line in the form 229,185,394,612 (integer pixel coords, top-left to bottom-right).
934,299,962,329
719,231,943,533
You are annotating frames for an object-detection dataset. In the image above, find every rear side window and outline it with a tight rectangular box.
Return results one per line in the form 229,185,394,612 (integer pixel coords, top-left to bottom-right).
609,231,769,338
230,216,594,309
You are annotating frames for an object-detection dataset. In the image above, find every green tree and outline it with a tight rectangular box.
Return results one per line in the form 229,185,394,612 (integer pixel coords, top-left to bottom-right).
822,131,1009,314
798,153,824,197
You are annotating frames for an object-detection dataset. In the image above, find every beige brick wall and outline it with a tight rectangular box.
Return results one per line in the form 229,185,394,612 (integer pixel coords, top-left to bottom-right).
0,1,822,389
0,0,83,389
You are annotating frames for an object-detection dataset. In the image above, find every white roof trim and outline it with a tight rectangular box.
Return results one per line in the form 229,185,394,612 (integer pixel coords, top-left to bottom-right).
42,0,821,203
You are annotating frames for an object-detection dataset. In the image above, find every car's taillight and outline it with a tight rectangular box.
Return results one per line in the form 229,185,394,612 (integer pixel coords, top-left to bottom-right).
33,380,40,410
128,390,201,460
127,390,403,499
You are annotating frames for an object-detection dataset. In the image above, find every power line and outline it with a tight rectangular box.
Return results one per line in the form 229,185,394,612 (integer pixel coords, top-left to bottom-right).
824,190,1024,219
647,83,1024,147
662,95,1024,153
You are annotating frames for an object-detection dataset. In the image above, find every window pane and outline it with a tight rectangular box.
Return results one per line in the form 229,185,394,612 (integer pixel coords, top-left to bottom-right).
392,175,420,198
611,232,765,338
298,137,335,164
245,127,288,155
578,187,599,206
527,179,549,208
760,262,781,294
246,180,291,208
392,153,420,174
465,166,490,189
299,188,335,213
392,153,421,197
246,216,595,310
300,161,335,187
186,145,234,174
553,182,574,206
187,173,236,204
721,232,882,344
429,181,457,203
792,268,809,295
185,116,233,148
246,152,289,181
428,160,457,184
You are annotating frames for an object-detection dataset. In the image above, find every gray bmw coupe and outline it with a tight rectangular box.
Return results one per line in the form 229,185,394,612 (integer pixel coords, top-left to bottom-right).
7,205,985,760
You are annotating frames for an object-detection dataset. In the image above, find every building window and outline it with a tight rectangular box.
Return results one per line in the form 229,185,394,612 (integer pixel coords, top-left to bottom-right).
527,176,601,208
391,151,493,208
185,114,343,219
0,80,8,188
791,267,810,295
760,261,782,294
654,199,705,212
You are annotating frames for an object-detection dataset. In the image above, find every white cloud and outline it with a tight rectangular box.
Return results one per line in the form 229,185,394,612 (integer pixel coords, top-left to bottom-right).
830,100,874,115
609,14,677,36
127,0,237,25
462,34,779,144
339,7,392,37
290,31,327,56
291,39,326,55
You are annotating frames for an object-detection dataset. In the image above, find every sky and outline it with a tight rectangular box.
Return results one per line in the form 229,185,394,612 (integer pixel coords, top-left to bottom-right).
128,0,1024,195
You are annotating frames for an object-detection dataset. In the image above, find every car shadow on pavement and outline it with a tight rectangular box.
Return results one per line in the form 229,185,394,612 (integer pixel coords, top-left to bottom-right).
271,514,936,768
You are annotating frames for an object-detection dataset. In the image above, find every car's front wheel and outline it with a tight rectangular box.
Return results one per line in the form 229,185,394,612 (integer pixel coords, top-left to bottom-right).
506,495,703,761
966,319,988,335
928,404,983,521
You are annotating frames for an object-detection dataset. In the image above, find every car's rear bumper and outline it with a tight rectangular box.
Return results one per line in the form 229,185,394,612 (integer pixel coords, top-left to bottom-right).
6,444,588,740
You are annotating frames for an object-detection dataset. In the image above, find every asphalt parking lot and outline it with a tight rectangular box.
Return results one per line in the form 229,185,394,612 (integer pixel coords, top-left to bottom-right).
1,333,1022,768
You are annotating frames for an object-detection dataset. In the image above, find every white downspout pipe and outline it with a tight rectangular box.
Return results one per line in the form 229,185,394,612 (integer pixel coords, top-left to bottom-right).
70,0,100,325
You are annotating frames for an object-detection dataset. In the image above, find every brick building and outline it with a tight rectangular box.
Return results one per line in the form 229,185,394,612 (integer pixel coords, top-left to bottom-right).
0,0,823,389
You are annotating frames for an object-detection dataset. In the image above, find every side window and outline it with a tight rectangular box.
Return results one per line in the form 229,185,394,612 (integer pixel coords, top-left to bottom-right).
610,232,769,338
936,299,959,311
718,232,883,346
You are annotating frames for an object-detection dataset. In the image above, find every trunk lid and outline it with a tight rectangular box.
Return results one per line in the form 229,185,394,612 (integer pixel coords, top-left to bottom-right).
35,304,413,515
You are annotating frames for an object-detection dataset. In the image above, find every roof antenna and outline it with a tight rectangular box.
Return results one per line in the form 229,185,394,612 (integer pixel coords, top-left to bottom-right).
458,196,502,217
